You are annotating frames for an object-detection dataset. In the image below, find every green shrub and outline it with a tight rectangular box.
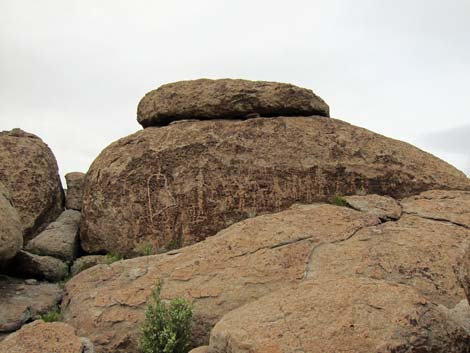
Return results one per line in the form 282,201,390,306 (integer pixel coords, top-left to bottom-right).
39,308,61,322
139,281,193,353
135,242,156,256
104,252,123,264
331,195,348,207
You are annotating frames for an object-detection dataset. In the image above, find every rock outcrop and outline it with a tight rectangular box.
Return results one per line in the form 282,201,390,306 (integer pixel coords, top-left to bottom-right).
0,129,64,240
63,204,380,352
0,184,22,261
137,79,330,127
80,117,469,255
61,192,470,352
456,242,470,305
0,320,94,353
205,277,470,353
26,210,81,262
0,276,62,334
65,172,85,211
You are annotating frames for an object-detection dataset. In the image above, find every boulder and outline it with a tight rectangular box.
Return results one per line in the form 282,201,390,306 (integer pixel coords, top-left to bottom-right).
0,129,64,240
0,320,94,353
80,117,469,255
344,194,401,220
0,184,22,261
65,172,85,210
6,251,69,282
206,277,470,353
0,276,62,333
26,210,81,262
62,204,380,353
136,79,330,127
401,189,470,227
70,255,107,276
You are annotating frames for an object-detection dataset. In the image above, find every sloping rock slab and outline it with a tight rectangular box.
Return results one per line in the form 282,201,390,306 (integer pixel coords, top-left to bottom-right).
344,194,401,220
206,277,470,353
401,189,470,228
62,204,379,353
137,79,330,127
0,276,62,333
0,129,63,240
310,214,469,308
65,172,85,211
26,210,81,262
80,117,470,255
0,184,22,261
0,320,94,353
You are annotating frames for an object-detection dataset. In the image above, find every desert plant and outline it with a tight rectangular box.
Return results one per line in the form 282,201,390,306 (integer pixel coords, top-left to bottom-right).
139,281,193,353
104,252,123,264
39,308,61,322
135,242,156,256
331,195,348,207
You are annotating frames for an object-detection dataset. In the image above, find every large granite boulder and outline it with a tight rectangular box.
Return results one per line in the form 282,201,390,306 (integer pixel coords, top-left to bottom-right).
205,277,470,353
0,129,64,240
0,320,94,353
80,117,469,255
63,204,380,353
0,184,22,261
0,276,62,334
65,172,85,211
136,79,330,127
26,210,81,262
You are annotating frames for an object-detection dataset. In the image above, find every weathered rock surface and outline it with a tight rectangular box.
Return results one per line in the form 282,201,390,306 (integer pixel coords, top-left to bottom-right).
439,300,470,334
189,347,208,353
402,189,470,228
71,255,107,276
0,129,64,240
0,184,22,261
206,277,470,353
26,210,81,262
137,79,330,127
455,241,470,305
80,117,469,255
62,204,380,352
65,172,85,211
0,320,94,353
0,276,62,333
310,214,469,308
7,251,69,281
344,194,401,220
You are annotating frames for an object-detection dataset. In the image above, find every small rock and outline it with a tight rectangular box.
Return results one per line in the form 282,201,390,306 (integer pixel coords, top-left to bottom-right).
26,210,81,262
65,172,85,211
6,251,69,282
0,320,94,353
344,194,402,221
70,255,106,276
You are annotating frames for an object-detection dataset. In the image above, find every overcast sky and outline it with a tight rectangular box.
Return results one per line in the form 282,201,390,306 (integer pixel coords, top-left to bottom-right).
1,0,469,185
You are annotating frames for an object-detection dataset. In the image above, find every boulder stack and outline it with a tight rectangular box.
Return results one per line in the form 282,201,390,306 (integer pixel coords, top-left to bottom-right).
0,129,64,240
